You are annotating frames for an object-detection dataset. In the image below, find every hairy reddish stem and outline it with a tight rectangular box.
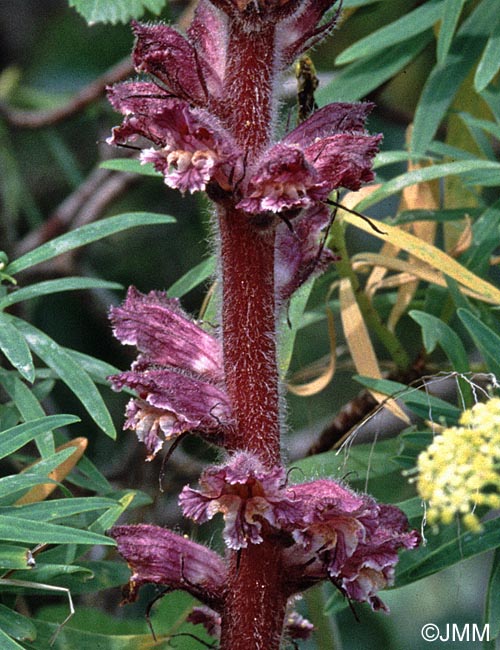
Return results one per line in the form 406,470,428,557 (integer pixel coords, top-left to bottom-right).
221,19,276,155
219,211,280,465
219,540,288,650
218,18,286,650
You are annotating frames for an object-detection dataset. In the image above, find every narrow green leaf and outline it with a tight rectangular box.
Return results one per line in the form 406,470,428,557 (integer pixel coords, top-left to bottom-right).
396,515,500,586
292,438,401,485
353,375,462,423
100,158,160,176
0,370,54,457
0,604,37,643
373,151,434,170
428,140,477,160
410,309,473,407
411,0,494,153
68,0,166,24
0,545,33,570
12,564,93,584
0,627,26,650
357,160,500,210
0,449,75,503
317,33,432,104
481,86,500,124
462,198,500,275
279,278,319,377
35,626,175,650
7,212,176,275
11,318,116,439
0,515,115,545
485,548,500,639
0,415,79,461
337,0,443,64
457,112,500,145
0,498,118,522
0,278,122,309
409,310,469,372
437,0,467,63
168,256,216,298
68,455,113,493
0,313,34,383
341,0,382,6
66,349,121,387
40,560,131,594
457,309,500,377
32,594,210,649
474,15,500,91
462,169,500,187
88,493,137,535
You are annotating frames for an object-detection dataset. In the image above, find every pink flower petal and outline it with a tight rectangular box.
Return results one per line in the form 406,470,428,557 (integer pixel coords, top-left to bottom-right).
187,0,228,95
110,370,231,457
180,452,302,549
109,525,226,609
304,132,382,193
109,288,232,456
132,21,209,105
281,479,420,610
110,287,223,381
237,144,324,214
275,204,336,302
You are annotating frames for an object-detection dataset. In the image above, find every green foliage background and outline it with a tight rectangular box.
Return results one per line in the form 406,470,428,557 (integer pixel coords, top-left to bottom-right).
0,0,499,648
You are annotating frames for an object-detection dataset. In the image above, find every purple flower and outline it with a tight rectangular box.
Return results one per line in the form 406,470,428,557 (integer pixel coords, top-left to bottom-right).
282,479,420,611
109,525,226,609
109,287,232,459
179,452,302,549
131,16,225,106
108,84,242,195
275,204,337,303
108,14,380,209
237,103,382,215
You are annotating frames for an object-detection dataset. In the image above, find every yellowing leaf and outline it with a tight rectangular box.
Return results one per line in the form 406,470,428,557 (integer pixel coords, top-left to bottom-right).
341,208,500,305
447,215,473,257
339,279,408,423
287,306,336,396
387,151,440,330
352,252,496,303
16,437,88,505
340,278,380,379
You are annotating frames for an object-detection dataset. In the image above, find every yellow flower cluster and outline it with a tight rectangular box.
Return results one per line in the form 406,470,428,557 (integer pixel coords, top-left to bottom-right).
416,397,500,532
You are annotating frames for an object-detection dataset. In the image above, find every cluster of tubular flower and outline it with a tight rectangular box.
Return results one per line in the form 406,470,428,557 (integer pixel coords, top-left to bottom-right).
107,0,420,644
108,288,419,637
417,398,500,532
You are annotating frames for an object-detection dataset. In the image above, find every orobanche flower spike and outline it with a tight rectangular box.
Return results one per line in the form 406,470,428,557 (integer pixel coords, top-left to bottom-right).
107,1,420,647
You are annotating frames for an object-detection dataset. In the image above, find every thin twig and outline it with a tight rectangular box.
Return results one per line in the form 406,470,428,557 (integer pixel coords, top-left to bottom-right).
0,58,133,129
13,164,139,266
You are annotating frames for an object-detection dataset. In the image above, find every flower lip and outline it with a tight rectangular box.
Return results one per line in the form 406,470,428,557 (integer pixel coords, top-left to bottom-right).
281,479,420,610
180,452,302,549
107,85,243,196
